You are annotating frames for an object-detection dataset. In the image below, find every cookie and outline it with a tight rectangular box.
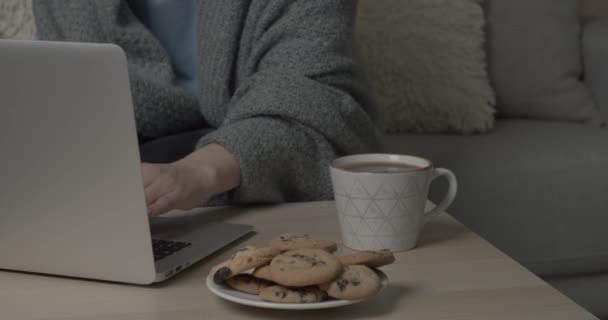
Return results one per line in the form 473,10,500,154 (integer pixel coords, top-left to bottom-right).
338,249,395,268
270,249,342,287
210,246,280,284
269,233,337,253
252,264,274,282
259,285,327,304
225,274,274,295
320,265,381,300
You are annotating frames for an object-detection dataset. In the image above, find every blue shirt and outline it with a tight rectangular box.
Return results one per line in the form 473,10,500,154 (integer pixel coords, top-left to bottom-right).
128,0,199,96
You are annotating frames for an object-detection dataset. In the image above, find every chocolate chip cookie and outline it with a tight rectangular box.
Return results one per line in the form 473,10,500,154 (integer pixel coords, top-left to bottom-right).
259,285,327,304
225,274,274,295
338,249,395,268
321,265,381,300
270,249,342,287
269,233,337,253
252,264,274,281
210,246,280,284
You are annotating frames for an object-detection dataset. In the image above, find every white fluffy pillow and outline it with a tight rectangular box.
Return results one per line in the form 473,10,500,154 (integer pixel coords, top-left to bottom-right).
356,0,495,133
0,0,37,40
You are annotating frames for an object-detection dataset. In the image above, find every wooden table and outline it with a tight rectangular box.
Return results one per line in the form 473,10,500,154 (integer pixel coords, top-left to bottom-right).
0,201,597,320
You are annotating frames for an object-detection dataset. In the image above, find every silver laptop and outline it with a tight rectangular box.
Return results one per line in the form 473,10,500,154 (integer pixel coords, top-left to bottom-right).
0,40,252,284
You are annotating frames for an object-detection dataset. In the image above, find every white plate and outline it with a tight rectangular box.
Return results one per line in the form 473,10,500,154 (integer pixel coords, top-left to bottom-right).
206,270,388,310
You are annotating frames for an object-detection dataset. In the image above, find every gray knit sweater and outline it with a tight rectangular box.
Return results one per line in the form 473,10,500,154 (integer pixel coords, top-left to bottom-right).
33,0,380,204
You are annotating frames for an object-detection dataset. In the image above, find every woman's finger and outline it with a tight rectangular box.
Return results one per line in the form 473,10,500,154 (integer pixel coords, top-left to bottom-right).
144,175,174,207
148,189,180,216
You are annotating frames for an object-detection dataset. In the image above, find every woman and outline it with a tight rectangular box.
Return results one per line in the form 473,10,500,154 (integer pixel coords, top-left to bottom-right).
33,0,379,215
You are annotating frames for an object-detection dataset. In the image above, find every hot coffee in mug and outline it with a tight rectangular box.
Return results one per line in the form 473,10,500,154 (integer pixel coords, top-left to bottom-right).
330,154,457,252
337,162,423,173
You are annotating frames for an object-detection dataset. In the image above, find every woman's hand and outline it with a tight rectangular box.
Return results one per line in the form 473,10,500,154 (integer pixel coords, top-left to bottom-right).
141,162,214,216
141,144,241,216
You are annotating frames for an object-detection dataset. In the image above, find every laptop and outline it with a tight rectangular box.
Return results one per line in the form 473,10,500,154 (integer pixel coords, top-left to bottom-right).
0,40,252,284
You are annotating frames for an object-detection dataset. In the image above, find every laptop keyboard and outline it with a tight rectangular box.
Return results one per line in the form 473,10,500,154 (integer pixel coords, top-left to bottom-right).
152,239,192,261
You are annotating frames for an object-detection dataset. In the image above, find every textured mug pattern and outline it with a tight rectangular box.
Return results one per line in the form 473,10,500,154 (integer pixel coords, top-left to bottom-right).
332,172,429,251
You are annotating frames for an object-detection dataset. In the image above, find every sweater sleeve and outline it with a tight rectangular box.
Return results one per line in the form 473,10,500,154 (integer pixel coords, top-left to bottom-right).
196,0,381,203
32,0,204,141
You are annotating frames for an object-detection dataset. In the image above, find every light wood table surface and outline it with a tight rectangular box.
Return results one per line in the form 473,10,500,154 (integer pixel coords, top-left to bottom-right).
0,201,597,320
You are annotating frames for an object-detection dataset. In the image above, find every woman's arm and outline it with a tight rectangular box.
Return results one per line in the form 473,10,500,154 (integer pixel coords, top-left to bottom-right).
194,0,381,203
34,0,380,214
144,0,381,213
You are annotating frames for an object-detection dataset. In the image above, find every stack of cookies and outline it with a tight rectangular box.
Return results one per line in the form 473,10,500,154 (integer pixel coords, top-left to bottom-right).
209,233,395,304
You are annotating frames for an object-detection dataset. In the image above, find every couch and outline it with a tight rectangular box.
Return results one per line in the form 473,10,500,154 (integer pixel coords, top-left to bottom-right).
381,6,608,319
384,118,608,317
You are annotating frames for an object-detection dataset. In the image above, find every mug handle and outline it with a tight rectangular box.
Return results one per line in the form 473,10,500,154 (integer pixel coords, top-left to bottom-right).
424,168,458,224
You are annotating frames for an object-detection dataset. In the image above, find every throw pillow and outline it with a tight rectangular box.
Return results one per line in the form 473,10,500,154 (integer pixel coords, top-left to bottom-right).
356,0,495,134
485,0,603,125
0,0,37,40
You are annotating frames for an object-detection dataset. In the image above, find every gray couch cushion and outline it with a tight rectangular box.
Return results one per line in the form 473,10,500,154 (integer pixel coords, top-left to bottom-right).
486,0,603,124
382,120,608,277
584,18,608,121
548,273,608,319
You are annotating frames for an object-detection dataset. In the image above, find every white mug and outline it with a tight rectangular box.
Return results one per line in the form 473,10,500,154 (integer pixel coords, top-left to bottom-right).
330,154,457,252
